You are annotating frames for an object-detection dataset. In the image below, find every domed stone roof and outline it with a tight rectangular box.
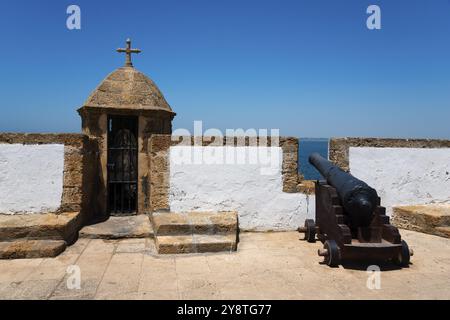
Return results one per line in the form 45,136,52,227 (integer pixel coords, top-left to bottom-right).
82,66,174,113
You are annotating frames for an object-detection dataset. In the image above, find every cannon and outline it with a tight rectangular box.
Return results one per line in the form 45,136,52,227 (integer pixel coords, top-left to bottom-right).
298,153,413,267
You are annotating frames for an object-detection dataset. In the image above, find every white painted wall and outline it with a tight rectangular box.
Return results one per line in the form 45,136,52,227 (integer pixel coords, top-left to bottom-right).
349,147,450,215
169,146,314,231
0,144,65,214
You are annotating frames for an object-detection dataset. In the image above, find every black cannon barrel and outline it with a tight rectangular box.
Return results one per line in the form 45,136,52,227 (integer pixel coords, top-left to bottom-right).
309,153,378,228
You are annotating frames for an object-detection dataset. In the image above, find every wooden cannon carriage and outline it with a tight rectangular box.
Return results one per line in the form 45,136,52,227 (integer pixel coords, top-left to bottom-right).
298,153,413,267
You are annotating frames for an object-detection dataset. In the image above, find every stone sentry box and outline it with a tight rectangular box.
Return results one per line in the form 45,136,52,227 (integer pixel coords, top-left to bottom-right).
78,66,175,217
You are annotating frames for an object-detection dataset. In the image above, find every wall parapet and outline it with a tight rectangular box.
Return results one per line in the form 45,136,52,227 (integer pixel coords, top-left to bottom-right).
329,137,450,217
0,133,86,147
0,133,96,221
148,135,302,212
329,137,450,172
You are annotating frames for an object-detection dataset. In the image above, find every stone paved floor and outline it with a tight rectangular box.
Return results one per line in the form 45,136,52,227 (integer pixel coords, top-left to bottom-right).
0,230,449,300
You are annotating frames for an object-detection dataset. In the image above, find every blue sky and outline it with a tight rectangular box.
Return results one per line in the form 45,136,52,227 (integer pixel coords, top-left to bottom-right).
0,0,449,138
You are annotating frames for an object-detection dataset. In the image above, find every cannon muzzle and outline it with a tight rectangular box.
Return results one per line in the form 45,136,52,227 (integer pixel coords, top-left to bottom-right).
309,153,378,228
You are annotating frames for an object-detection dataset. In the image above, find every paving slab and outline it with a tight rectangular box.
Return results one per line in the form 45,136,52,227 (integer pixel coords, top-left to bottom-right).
0,230,448,300
79,215,153,239
95,252,143,297
50,277,100,300
139,258,178,292
12,279,60,300
116,238,148,253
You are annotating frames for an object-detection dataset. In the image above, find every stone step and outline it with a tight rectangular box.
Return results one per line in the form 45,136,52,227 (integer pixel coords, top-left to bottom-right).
156,234,237,254
0,239,66,259
0,212,81,241
393,204,450,238
152,211,237,236
435,226,450,238
79,215,154,239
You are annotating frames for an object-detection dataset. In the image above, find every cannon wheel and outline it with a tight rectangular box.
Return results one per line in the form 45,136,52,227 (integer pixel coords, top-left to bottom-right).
304,219,316,243
394,240,410,267
322,240,341,267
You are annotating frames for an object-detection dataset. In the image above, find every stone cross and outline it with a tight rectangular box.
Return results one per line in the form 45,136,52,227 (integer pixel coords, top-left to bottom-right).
116,38,141,67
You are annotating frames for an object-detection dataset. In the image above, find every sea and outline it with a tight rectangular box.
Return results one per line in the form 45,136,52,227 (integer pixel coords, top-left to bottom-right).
298,138,329,180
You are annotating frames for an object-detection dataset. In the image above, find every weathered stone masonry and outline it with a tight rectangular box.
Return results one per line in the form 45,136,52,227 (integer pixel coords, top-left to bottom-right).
78,65,175,217
0,133,97,229
329,137,450,222
148,135,302,212
329,137,450,171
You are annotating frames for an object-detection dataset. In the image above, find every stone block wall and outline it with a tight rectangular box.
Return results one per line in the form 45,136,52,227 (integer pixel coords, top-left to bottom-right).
329,137,450,215
330,137,450,171
149,135,302,211
149,135,171,212
0,134,96,221
148,135,313,230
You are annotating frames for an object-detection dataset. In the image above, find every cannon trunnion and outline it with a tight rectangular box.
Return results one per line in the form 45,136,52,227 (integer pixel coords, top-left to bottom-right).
299,153,413,267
